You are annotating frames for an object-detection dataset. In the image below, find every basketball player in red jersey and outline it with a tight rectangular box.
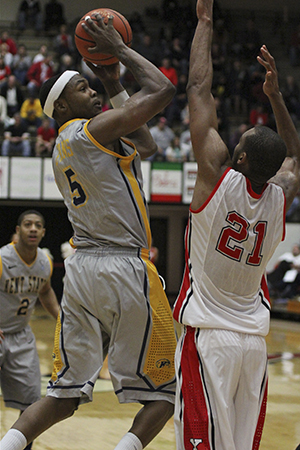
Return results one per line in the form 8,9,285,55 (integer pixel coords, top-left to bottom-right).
173,0,300,449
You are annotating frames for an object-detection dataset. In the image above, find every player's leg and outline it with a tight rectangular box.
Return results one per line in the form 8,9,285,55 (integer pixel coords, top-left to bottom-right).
234,334,268,450
114,400,174,450
0,397,79,450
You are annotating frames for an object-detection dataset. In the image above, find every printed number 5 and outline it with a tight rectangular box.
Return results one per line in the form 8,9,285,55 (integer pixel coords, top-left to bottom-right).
64,167,87,207
216,211,267,266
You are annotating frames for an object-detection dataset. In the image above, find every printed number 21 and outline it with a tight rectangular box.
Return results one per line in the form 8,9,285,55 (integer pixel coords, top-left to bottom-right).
216,211,267,266
64,168,87,207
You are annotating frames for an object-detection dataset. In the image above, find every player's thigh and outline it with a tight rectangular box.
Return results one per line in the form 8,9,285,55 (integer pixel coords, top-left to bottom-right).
1,328,40,408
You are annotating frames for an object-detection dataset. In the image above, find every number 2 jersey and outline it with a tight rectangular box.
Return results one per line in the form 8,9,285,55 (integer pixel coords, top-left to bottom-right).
173,168,286,336
52,119,151,250
0,243,53,333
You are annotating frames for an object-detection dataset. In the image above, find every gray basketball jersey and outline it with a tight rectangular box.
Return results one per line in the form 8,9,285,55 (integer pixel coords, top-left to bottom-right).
0,243,53,333
52,119,152,249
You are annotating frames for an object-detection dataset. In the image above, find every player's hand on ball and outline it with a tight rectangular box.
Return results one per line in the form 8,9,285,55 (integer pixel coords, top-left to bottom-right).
85,60,120,82
82,15,124,57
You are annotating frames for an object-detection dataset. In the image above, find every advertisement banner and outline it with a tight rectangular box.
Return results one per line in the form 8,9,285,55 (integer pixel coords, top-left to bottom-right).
10,157,42,199
151,162,182,203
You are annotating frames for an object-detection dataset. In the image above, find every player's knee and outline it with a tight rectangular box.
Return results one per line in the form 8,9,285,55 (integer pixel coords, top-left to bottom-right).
162,400,174,421
56,397,80,420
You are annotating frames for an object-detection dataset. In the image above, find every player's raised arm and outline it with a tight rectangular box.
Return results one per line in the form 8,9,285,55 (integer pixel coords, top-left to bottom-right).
258,45,300,209
85,61,158,160
82,15,175,147
188,0,230,209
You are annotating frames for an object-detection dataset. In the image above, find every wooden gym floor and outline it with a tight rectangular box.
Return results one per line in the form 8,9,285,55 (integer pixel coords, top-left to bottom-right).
1,305,300,450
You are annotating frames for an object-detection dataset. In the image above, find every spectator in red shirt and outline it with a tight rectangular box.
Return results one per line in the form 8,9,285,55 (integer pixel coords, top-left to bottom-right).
0,31,17,56
249,103,269,126
35,117,56,156
159,57,178,86
26,54,54,95
0,56,11,87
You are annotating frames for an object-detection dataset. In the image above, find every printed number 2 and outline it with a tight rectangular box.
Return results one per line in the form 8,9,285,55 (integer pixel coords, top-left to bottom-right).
216,211,267,266
64,168,87,207
17,298,30,315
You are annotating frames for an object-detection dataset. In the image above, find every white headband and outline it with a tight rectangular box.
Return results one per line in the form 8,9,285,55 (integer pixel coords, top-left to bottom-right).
43,70,79,118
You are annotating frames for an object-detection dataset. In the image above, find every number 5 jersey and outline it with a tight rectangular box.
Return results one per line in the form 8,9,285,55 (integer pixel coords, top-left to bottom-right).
173,168,286,336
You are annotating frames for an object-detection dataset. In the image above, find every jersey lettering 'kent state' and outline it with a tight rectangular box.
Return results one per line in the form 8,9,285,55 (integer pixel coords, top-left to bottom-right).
0,243,53,333
52,119,151,250
173,168,286,336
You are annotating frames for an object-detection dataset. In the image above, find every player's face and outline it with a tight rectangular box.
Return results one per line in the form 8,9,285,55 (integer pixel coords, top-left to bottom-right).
16,214,45,248
64,75,102,119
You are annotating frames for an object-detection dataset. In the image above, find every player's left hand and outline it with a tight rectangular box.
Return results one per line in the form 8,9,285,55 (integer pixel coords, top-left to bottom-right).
257,45,280,97
84,60,120,81
0,329,4,343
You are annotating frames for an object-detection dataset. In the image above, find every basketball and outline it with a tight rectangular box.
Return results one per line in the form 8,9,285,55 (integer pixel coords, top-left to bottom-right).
74,8,132,66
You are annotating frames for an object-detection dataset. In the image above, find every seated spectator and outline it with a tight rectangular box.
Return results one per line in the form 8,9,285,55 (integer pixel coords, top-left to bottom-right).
26,53,54,95
18,0,43,33
165,134,188,162
267,244,300,301
1,112,31,156
35,117,56,156
159,57,178,86
12,44,32,86
149,116,175,160
52,24,75,58
0,94,11,133
44,0,66,33
20,91,43,128
0,74,24,117
180,125,194,161
0,56,12,87
57,53,77,73
32,44,48,63
289,24,300,67
0,31,17,55
249,103,269,126
0,42,13,68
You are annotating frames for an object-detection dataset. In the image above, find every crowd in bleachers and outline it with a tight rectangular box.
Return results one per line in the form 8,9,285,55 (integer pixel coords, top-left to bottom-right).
0,0,300,174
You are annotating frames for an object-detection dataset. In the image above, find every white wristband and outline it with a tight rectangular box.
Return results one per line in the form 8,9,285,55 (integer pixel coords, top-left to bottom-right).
110,90,130,108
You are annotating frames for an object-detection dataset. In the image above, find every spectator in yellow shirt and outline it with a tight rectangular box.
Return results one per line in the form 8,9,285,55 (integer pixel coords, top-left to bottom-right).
20,92,43,128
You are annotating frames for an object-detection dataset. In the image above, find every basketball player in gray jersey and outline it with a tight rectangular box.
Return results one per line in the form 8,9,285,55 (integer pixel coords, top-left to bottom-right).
0,210,59,450
0,14,177,450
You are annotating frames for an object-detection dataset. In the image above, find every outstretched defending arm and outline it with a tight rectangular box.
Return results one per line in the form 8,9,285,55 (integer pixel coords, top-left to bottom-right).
258,45,300,209
187,0,230,210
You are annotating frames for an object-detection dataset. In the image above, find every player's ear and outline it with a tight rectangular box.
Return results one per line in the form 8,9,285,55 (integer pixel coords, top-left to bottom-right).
54,98,67,115
237,152,247,165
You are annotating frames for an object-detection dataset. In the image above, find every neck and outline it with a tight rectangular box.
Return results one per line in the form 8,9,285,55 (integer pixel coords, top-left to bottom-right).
248,179,267,194
15,242,37,265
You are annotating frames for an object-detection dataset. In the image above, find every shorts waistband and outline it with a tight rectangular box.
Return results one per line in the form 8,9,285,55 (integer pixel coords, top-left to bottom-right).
76,247,150,259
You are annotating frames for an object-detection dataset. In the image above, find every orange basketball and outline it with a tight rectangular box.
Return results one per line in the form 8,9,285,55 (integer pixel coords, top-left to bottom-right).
74,8,132,66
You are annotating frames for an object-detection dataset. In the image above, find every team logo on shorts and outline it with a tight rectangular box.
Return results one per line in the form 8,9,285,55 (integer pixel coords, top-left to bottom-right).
190,438,203,449
155,358,171,369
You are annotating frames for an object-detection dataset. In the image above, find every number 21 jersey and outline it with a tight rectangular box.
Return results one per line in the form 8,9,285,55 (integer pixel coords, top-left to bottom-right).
173,168,286,336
